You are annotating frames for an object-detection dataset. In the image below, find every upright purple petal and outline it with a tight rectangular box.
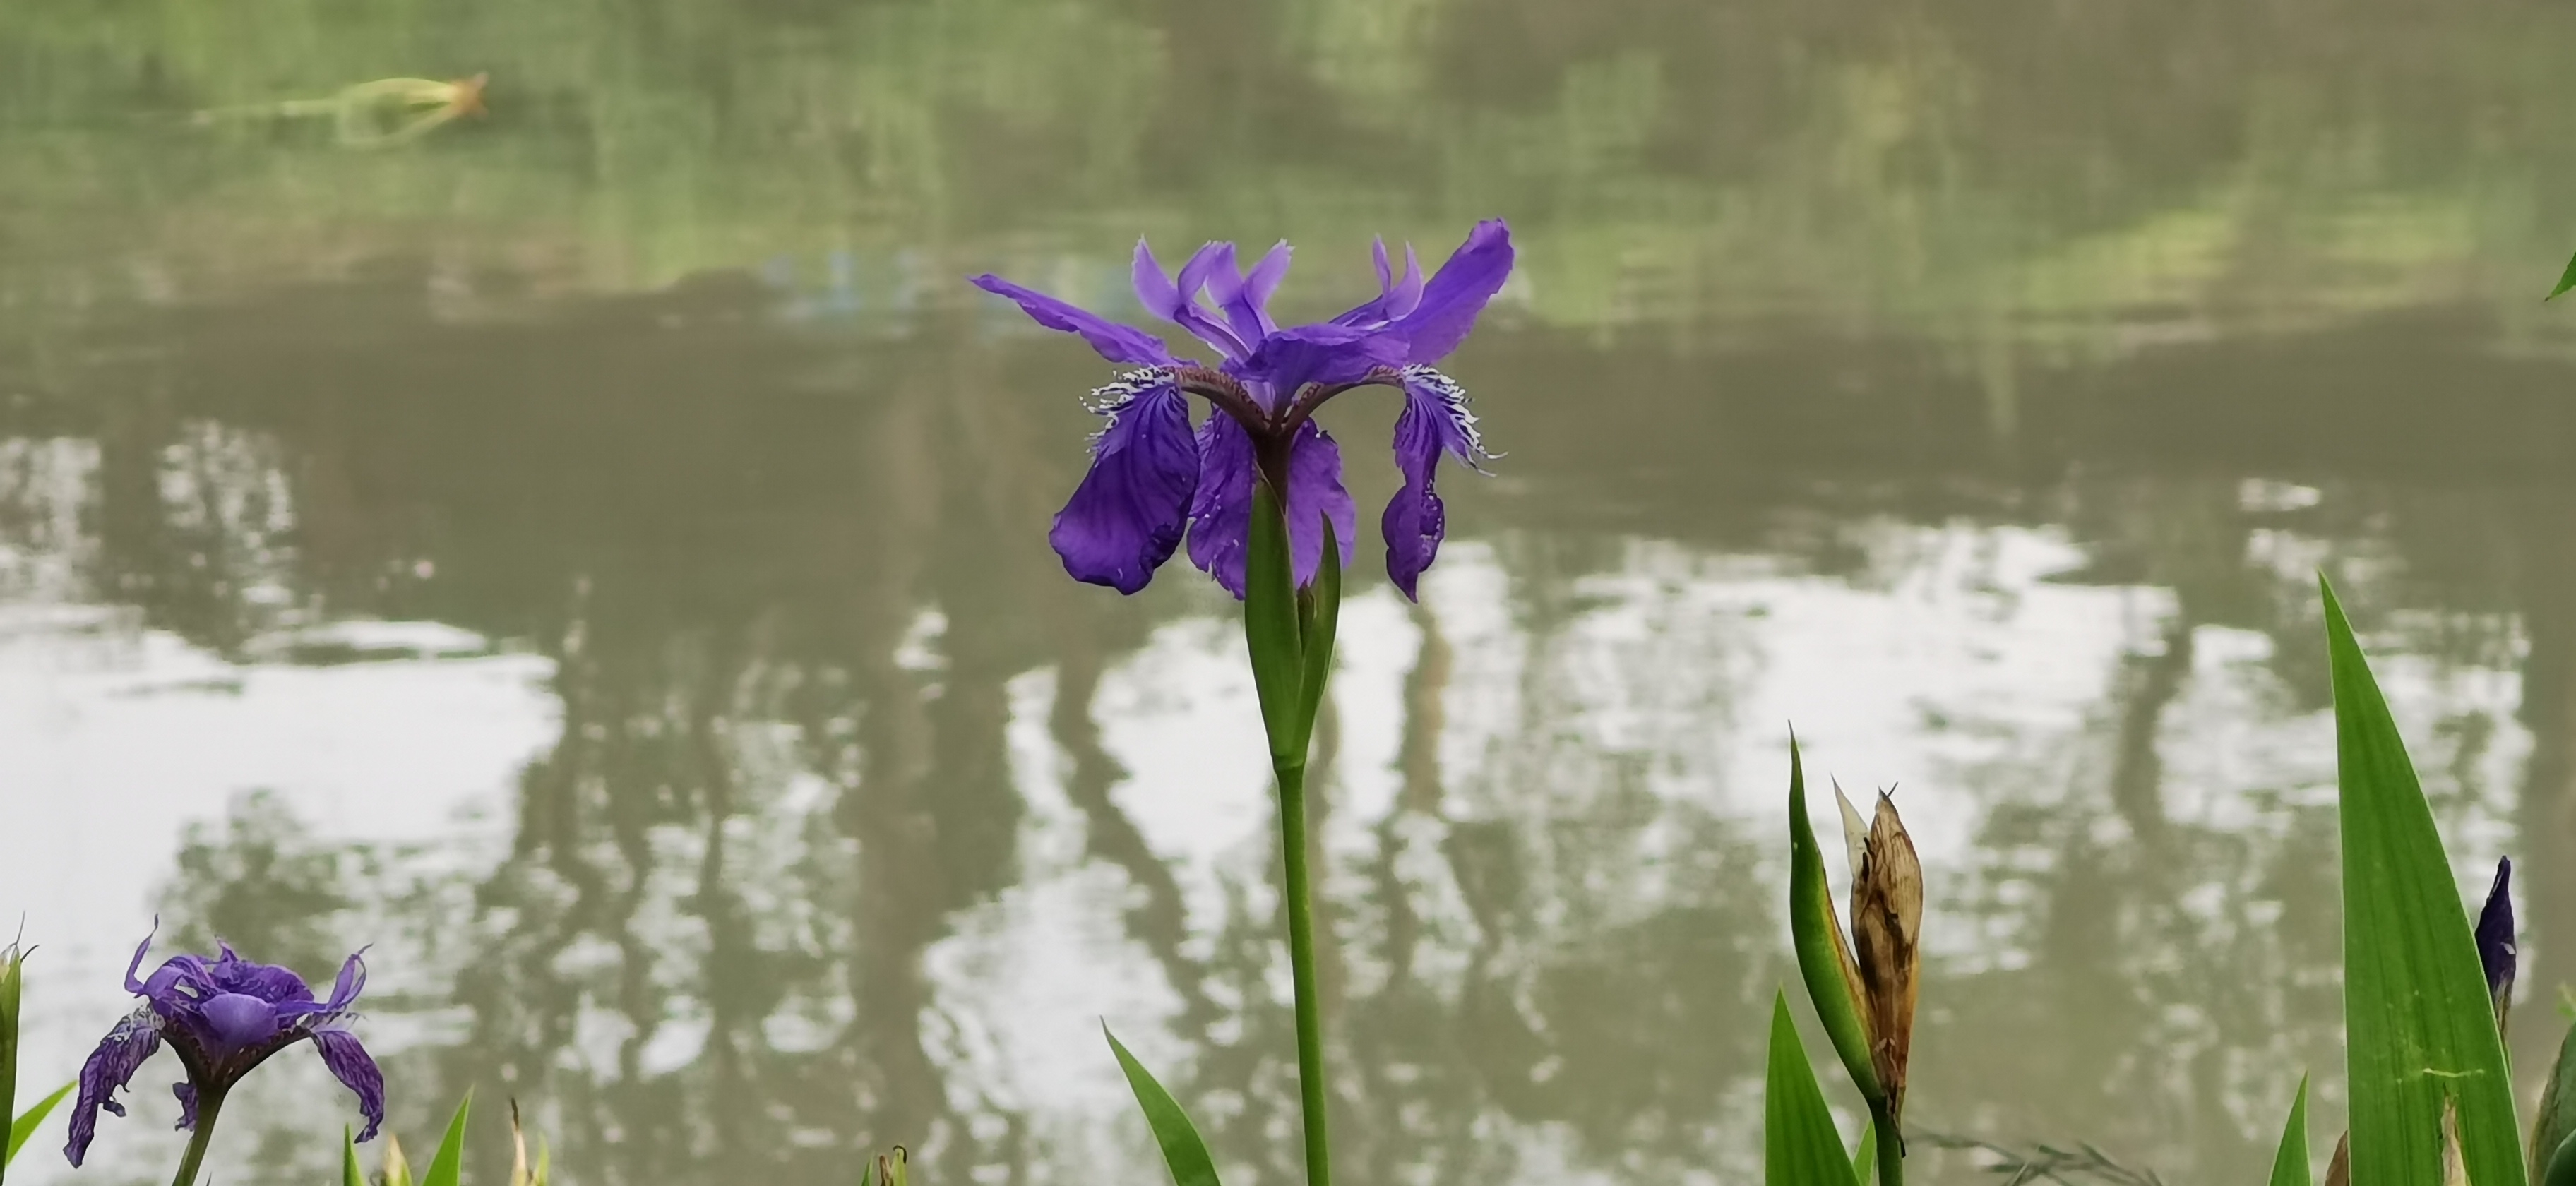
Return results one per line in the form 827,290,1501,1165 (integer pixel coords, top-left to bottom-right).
1184,418,1354,597
1171,244,1254,360
66,1010,163,1166
1335,239,1424,327
1049,369,1201,594
1381,366,1491,599
1282,422,1359,587
970,274,1176,366
1392,219,1514,364
1186,414,1258,597
323,950,368,1013
1217,241,1292,344
311,1029,387,1142
1132,241,1185,321
2479,856,2515,1019
205,952,314,1005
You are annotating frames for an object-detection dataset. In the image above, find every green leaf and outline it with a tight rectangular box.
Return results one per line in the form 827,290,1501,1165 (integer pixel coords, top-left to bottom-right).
2269,1076,2311,1186
343,1125,367,1186
5,1084,71,1168
0,942,21,1183
2546,1131,2576,1186
1784,738,1883,1103
1851,1118,1878,1185
1105,1025,1222,1186
384,1133,415,1186
2322,579,2524,1186
1294,515,1341,752
1242,481,1306,767
2532,1024,2576,1185
2551,250,2576,301
1765,991,1861,1186
421,1092,473,1186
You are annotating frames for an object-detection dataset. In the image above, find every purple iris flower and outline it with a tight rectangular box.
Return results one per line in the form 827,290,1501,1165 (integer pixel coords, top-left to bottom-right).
2478,856,2515,1019
970,220,1513,599
66,927,385,1167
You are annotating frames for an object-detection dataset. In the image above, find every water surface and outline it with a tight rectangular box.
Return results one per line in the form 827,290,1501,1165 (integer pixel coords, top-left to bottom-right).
5,1,2576,1182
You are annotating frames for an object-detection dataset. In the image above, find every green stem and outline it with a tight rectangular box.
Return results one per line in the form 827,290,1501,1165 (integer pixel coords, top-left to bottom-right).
1275,759,1332,1186
169,1087,226,1186
1871,1102,1902,1186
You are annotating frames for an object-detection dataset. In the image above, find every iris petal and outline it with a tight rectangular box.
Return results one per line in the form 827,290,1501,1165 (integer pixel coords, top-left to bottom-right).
1381,366,1489,599
65,1010,162,1166
971,274,1176,366
2478,856,2515,1006
1049,369,1201,594
1171,244,1253,360
1235,324,1405,408
1219,241,1292,343
312,1029,388,1143
1131,240,1185,321
1392,220,1513,364
1186,418,1354,596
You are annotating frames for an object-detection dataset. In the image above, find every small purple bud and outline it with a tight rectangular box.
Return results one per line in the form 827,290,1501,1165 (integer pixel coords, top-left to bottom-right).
2476,856,2515,1025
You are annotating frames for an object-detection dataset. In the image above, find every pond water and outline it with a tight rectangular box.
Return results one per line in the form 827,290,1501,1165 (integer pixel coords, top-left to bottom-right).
4,1,2576,1183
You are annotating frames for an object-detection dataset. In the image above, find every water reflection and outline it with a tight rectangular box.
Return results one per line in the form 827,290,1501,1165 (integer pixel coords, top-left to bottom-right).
5,0,2576,1183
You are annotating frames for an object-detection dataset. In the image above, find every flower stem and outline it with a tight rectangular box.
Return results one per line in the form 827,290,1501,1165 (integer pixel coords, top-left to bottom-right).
169,1087,226,1186
1870,1101,1903,1186
1275,758,1332,1186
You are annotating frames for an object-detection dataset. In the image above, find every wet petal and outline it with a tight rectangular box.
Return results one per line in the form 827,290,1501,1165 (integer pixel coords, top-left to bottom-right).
970,274,1175,366
312,1029,387,1142
1392,219,1514,364
1381,366,1489,599
1185,418,1354,597
1282,422,1359,587
1185,413,1258,597
65,1010,163,1166
1049,369,1201,594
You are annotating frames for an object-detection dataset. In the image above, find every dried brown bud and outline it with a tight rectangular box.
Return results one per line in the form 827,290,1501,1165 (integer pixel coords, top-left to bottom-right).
1840,786,1922,1129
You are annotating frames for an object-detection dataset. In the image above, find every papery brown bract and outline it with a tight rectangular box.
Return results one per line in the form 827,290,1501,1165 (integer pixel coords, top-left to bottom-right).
1840,788,1923,1131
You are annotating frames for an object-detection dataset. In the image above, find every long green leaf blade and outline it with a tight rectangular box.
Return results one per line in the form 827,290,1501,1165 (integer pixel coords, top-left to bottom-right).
1766,991,1859,1186
2270,1076,2311,1186
1785,738,1883,1103
1294,515,1341,755
421,1092,473,1186
2534,1022,2576,1185
1851,1119,1878,1185
0,940,20,1185
5,1084,71,1168
2551,250,2576,301
1243,482,1306,767
2323,580,2523,1186
1105,1026,1222,1186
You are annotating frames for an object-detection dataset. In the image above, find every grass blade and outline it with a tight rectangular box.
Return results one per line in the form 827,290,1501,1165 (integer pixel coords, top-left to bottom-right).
6,1084,71,1168
2552,250,2576,301
1106,1025,1222,1186
0,940,20,1185
1851,1118,1878,1185
421,1092,472,1186
2536,1022,2576,1184
2270,1076,2311,1186
1243,482,1306,766
343,1125,367,1186
1765,991,1860,1185
1785,739,1882,1103
2322,579,2523,1186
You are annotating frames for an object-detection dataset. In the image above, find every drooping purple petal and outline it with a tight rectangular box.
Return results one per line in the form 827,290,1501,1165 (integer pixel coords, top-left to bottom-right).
1391,220,1515,364
1381,366,1491,599
1216,241,1292,345
2478,856,2515,1017
311,1029,387,1142
1049,369,1201,594
1282,422,1359,586
1186,414,1258,597
1185,418,1354,597
1234,323,1406,407
174,1083,198,1132
66,1010,163,1166
971,274,1176,366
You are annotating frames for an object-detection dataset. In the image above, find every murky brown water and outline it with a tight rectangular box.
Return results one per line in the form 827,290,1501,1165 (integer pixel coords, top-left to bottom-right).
6,2,2576,1183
